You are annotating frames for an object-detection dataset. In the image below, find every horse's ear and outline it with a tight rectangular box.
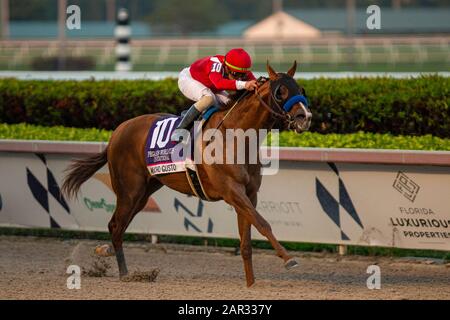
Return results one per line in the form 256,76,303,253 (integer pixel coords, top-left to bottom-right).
266,60,277,80
287,61,297,77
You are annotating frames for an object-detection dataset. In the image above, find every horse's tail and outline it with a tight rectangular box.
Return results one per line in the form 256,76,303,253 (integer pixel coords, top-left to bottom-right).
62,147,108,200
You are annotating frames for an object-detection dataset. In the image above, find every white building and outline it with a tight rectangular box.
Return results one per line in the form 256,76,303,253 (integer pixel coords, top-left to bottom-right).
243,11,321,39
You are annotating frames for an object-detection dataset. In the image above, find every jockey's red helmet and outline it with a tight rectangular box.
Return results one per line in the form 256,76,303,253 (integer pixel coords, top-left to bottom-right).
224,48,252,73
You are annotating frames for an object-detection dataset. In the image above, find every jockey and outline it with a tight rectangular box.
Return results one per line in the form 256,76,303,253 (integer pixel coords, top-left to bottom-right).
171,48,258,141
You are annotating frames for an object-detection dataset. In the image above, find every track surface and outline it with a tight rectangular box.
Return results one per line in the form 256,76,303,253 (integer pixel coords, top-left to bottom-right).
0,236,448,300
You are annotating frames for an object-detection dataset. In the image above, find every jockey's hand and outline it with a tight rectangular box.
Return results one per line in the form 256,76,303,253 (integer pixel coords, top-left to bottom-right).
245,80,258,91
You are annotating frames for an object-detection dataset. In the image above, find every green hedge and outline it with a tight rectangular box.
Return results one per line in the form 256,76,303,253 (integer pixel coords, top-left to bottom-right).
0,76,448,137
278,131,450,150
0,79,187,130
0,123,112,141
2,123,450,151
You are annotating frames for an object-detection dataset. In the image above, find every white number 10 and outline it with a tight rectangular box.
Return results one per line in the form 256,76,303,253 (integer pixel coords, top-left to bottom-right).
211,62,222,72
150,118,178,149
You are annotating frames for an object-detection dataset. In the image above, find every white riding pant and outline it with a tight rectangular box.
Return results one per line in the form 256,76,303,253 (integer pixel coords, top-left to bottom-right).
178,67,230,112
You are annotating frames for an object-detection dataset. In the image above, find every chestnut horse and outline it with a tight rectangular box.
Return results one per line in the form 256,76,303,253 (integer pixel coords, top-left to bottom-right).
62,62,312,287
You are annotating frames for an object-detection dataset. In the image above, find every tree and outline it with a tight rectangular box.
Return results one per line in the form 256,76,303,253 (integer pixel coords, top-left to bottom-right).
10,0,56,20
9,0,113,21
69,0,106,20
221,0,272,20
148,0,229,35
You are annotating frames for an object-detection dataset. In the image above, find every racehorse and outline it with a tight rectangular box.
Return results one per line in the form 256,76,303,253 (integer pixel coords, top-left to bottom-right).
62,62,312,287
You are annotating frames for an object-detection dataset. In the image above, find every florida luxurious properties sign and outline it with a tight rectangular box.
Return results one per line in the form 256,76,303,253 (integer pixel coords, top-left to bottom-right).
0,141,449,252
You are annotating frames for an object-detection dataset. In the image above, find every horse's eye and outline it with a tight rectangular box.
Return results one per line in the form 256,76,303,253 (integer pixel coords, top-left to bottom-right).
274,85,283,102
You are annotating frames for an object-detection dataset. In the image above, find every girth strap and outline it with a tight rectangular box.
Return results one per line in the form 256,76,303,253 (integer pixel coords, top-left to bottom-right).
185,166,211,201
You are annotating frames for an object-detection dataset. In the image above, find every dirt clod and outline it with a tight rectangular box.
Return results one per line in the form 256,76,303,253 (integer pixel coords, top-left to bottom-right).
82,257,111,277
121,269,160,282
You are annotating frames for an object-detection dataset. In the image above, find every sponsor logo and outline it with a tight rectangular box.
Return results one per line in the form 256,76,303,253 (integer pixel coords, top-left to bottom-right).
393,171,420,202
93,173,161,213
390,207,450,241
389,176,447,243
27,154,71,228
257,201,303,215
399,207,435,215
174,196,213,233
257,201,303,228
315,162,364,240
83,197,116,213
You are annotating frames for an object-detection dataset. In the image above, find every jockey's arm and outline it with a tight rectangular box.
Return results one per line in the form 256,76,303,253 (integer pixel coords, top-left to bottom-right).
247,72,257,81
209,71,248,91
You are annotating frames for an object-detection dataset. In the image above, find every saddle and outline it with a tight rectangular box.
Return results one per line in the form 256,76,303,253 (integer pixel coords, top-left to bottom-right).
180,105,219,121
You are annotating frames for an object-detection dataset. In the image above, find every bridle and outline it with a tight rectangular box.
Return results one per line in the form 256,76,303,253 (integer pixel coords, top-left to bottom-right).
212,76,309,132
254,76,309,128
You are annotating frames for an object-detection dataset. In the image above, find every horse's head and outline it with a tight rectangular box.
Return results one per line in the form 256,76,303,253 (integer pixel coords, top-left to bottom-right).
263,61,312,133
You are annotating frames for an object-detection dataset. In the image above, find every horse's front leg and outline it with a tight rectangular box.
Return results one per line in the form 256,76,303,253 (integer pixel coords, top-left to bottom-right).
225,184,299,270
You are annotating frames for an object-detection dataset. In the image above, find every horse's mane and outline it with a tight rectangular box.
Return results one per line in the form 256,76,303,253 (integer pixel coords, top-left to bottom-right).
220,90,250,111
219,77,269,111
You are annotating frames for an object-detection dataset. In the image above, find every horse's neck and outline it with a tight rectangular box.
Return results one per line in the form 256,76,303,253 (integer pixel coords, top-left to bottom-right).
199,92,273,165
221,91,274,132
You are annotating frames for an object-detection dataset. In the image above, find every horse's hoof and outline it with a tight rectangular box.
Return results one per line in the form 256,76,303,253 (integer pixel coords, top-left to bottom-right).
94,244,114,257
119,274,131,282
284,258,299,270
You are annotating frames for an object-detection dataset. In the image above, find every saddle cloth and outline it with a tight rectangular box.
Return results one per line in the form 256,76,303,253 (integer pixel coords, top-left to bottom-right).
145,106,219,176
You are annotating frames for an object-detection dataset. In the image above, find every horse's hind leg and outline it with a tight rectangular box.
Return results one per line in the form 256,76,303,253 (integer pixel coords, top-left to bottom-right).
107,175,162,278
237,190,258,287
237,214,254,287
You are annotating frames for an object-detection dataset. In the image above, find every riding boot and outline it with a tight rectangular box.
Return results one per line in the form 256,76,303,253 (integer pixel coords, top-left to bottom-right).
171,104,201,141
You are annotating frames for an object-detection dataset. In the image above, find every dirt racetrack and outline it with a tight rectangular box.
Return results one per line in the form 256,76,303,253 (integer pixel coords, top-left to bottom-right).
0,235,448,300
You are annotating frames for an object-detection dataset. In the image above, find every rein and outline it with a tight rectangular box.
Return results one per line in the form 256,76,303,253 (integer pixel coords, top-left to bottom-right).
212,90,249,131
207,90,250,143
255,86,288,120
